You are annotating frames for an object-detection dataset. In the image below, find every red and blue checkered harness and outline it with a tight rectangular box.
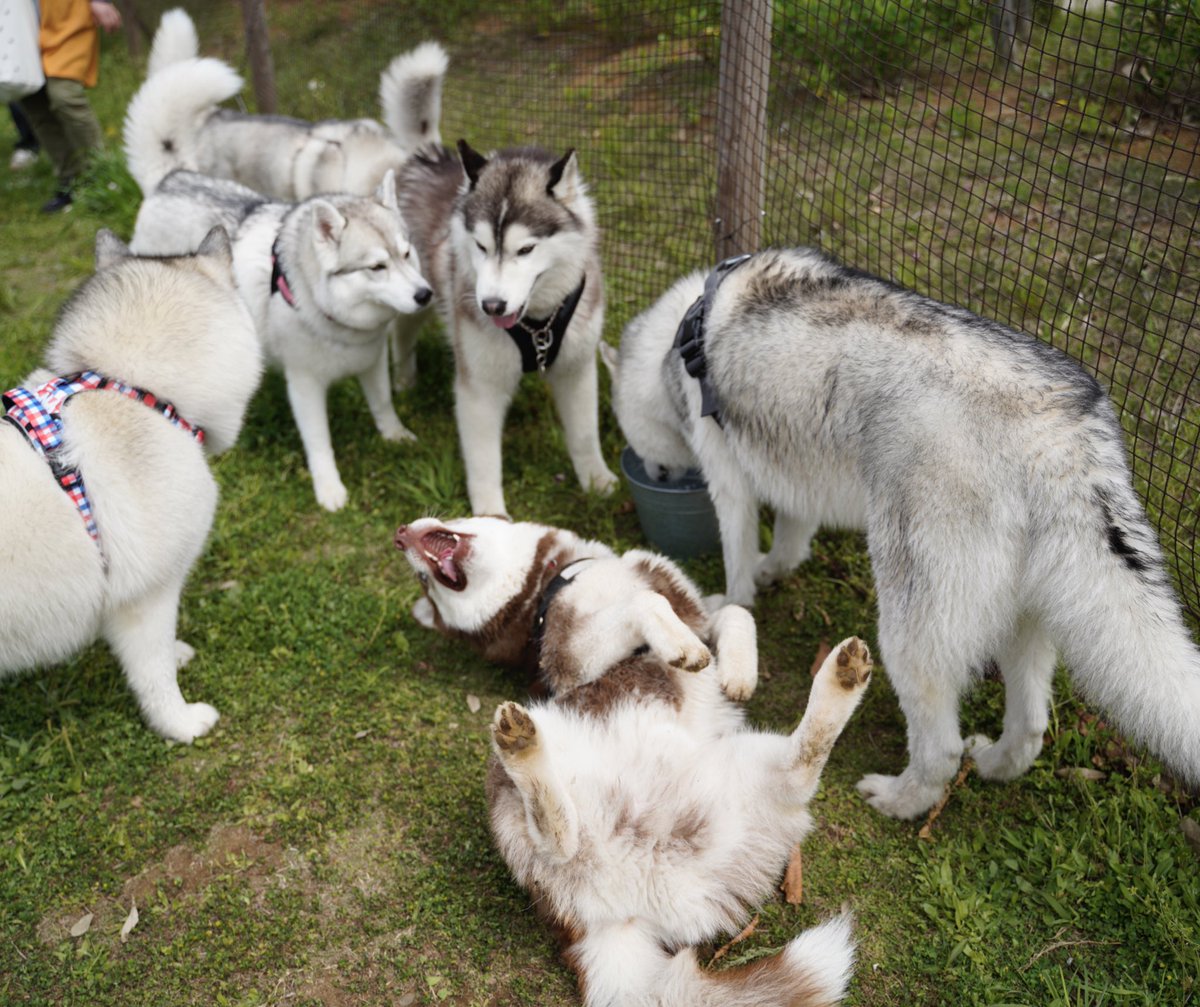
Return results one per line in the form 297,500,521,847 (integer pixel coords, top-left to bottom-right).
1,371,205,544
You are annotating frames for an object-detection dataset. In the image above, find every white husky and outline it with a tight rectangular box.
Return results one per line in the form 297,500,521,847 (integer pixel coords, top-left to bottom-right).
392,142,618,516
124,8,446,202
128,165,433,511
607,247,1200,820
394,515,869,1007
0,229,262,742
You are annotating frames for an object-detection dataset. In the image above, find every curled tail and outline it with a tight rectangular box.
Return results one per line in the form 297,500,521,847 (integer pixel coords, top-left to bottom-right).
147,8,200,77
123,57,243,193
570,915,854,1007
378,41,447,152
1043,462,1200,788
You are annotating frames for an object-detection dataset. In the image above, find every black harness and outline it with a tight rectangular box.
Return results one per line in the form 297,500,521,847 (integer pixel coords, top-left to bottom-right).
504,277,586,374
531,557,593,655
672,253,752,426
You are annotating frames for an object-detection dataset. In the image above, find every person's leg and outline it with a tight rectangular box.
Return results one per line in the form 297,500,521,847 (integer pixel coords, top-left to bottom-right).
43,76,102,186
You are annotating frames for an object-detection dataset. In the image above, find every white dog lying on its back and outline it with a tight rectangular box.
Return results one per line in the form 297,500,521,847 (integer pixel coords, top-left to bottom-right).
125,8,447,202
0,228,262,742
394,516,871,1007
129,168,432,511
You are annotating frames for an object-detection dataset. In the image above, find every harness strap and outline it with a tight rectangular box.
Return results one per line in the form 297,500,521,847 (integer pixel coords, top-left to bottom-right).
532,557,594,655
2,371,205,544
673,253,752,426
503,276,586,374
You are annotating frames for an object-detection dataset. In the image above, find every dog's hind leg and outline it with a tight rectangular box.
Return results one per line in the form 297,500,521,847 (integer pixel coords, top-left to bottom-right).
103,581,219,743
358,339,416,443
756,511,818,588
491,702,579,860
965,616,1057,780
787,637,872,802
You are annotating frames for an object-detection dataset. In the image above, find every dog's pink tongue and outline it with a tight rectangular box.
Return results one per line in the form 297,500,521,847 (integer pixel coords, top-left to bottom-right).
438,548,459,584
491,313,520,329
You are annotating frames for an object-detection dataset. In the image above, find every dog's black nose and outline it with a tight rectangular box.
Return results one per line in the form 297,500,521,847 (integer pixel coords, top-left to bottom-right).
481,298,507,316
415,287,432,306
394,525,409,551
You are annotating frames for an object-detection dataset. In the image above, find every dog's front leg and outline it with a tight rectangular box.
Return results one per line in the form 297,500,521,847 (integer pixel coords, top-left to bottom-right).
284,367,346,511
358,338,416,442
546,355,617,496
103,582,218,743
491,702,579,861
703,471,762,608
455,364,520,516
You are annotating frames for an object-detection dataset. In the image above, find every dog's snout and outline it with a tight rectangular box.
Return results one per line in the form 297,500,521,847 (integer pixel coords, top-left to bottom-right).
415,286,433,307
393,525,410,551
481,297,507,317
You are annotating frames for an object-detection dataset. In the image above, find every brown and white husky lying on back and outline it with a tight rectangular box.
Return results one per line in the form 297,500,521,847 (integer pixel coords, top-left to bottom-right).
394,516,872,1006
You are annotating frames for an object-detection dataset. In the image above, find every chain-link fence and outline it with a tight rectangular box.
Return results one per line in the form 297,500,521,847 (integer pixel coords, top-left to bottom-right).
136,0,1200,622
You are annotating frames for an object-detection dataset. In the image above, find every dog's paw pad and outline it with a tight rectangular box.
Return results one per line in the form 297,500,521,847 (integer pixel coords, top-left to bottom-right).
670,645,711,673
834,637,872,690
493,702,537,756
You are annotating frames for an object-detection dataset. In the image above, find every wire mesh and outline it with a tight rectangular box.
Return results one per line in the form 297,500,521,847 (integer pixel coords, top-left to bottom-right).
165,0,1199,622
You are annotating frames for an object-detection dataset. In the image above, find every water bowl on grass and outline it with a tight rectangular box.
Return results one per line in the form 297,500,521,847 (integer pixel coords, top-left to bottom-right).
620,446,722,560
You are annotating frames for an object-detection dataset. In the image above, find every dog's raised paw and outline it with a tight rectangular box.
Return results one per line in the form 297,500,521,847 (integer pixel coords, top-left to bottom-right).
493,701,537,756
670,645,711,673
834,637,872,690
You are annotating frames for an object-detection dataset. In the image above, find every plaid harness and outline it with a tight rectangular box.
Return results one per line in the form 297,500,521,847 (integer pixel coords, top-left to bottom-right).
1,371,205,544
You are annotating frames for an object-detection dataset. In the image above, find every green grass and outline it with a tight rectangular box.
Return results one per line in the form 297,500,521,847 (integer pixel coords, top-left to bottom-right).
1,3,1198,1005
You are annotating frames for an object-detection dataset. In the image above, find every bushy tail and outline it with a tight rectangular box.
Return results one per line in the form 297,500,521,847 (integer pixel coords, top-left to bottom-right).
1043,465,1200,788
123,57,243,193
146,8,200,77
571,915,854,1007
378,41,447,152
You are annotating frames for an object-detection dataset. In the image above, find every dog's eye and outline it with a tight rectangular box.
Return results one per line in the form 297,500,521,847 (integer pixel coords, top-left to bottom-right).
403,249,410,260
475,241,486,254
517,244,535,256
371,263,387,272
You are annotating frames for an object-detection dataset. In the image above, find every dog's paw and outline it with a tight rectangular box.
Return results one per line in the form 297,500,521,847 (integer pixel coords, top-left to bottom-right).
965,732,1041,782
175,640,196,669
855,772,943,820
379,416,417,443
412,597,436,629
642,597,710,672
833,637,872,692
314,476,349,512
583,465,618,497
154,702,220,744
493,702,538,758
755,546,805,587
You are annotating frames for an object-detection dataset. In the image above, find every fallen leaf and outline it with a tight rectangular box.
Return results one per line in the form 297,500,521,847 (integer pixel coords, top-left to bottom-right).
781,844,803,904
353,729,372,740
69,912,93,938
119,902,138,943
809,641,831,678
919,758,973,840
466,694,481,714
1054,766,1106,781
707,914,759,967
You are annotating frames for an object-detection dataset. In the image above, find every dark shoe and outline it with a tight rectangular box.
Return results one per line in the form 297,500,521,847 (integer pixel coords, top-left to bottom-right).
40,190,73,214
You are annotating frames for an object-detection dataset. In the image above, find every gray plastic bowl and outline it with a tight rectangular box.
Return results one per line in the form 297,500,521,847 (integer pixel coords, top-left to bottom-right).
620,446,722,560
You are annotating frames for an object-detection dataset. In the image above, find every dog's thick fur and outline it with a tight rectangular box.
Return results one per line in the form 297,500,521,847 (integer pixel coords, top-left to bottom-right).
124,8,446,202
607,246,1200,819
391,143,617,516
0,229,263,742
394,515,870,1007
128,166,432,511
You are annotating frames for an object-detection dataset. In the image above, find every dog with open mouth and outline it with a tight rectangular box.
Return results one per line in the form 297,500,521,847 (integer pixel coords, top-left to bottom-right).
394,516,871,1006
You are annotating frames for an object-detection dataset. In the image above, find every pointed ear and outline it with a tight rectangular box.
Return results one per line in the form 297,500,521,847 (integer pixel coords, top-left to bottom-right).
457,139,487,189
94,229,132,270
310,200,346,246
196,225,233,269
375,168,398,210
598,340,619,382
547,148,579,202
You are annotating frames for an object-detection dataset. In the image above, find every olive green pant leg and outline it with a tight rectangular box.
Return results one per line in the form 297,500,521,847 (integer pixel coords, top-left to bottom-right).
19,78,102,188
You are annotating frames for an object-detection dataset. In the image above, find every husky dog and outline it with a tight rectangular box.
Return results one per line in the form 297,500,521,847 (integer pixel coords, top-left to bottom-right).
606,247,1200,820
0,229,262,742
391,142,618,516
394,515,869,1006
128,164,432,511
124,8,446,202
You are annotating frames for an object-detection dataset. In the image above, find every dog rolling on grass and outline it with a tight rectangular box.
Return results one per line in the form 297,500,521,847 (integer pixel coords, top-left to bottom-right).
125,8,447,202
0,228,262,742
395,515,870,1006
391,142,618,516
606,246,1200,820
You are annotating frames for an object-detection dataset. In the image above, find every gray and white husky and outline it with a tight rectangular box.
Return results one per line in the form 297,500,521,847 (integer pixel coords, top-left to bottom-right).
128,165,432,511
0,229,263,742
124,8,446,202
391,142,617,516
394,515,868,1007
606,247,1200,820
